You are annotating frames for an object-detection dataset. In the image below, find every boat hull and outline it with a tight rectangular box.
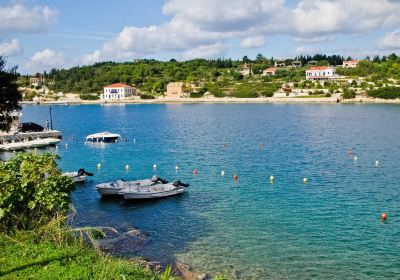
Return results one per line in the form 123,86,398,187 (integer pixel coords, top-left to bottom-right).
121,187,186,200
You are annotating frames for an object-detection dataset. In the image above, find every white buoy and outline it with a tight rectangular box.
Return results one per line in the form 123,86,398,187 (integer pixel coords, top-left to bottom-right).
97,163,102,170
175,165,179,172
125,164,129,171
269,175,274,183
56,145,58,149
303,177,308,184
354,156,357,161
375,160,379,166
153,164,157,170
133,138,136,143
221,170,225,176
65,143,68,148
84,142,87,146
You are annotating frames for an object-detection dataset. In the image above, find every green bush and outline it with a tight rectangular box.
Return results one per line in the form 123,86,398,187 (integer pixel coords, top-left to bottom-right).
343,88,356,99
233,83,258,98
259,82,281,97
367,86,400,99
0,153,75,232
189,91,204,98
80,93,99,100
140,94,156,99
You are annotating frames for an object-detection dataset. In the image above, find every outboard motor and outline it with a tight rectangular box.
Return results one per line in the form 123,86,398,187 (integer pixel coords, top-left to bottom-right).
173,180,190,188
78,168,94,176
158,178,168,184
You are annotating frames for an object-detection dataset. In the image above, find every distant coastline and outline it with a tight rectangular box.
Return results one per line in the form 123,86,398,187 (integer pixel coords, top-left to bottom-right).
20,95,400,105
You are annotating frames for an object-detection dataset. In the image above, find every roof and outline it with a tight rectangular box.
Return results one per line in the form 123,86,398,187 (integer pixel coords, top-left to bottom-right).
264,67,277,71
307,66,331,71
104,83,132,88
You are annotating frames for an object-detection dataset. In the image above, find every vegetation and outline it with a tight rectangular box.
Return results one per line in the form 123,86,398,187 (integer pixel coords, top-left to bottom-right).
342,88,357,99
367,86,400,99
140,94,156,99
0,56,22,131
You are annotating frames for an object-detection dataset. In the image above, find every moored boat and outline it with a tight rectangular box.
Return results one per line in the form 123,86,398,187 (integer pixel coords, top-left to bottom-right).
63,168,93,183
119,180,189,200
95,176,168,196
0,138,61,151
86,132,120,142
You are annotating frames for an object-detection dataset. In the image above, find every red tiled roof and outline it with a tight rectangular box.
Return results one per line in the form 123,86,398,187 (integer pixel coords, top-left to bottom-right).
104,83,132,88
307,66,330,71
264,67,277,71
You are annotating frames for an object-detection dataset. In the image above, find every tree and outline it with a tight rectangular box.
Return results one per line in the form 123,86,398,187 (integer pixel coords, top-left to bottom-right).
0,56,22,132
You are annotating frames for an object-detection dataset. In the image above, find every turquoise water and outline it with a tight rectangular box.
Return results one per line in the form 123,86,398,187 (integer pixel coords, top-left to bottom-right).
13,104,400,279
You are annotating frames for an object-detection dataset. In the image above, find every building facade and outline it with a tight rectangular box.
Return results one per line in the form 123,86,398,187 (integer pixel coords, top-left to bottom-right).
29,77,45,87
101,83,136,100
306,66,336,81
166,82,185,97
343,60,359,68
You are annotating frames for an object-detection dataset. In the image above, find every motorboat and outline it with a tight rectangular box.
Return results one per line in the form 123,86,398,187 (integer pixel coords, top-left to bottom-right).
95,176,168,196
86,132,120,143
63,168,93,183
119,180,189,200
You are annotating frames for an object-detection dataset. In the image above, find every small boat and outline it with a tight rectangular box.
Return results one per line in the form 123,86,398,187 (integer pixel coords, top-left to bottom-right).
63,168,93,183
86,132,120,143
95,176,168,196
119,180,189,200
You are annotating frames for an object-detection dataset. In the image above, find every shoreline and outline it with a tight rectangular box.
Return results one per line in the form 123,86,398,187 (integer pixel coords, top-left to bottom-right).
20,95,400,105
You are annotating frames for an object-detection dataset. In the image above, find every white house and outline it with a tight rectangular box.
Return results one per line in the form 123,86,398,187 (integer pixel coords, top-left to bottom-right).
101,83,136,100
262,67,277,76
306,66,336,81
343,60,360,68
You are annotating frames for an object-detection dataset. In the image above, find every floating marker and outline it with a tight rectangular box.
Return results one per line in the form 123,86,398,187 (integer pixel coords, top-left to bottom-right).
133,138,136,143
175,165,179,172
97,163,102,170
354,156,357,161
270,175,274,181
153,164,157,170
233,174,238,181
303,177,308,184
381,212,387,221
125,164,129,171
65,143,68,148
56,145,59,149
221,170,225,176
375,160,379,166
193,169,198,176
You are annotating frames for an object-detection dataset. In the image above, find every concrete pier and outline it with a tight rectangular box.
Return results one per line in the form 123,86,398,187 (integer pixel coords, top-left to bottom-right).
0,130,62,144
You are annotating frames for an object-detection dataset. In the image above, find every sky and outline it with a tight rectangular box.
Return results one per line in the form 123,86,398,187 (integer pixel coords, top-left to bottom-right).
1,0,400,74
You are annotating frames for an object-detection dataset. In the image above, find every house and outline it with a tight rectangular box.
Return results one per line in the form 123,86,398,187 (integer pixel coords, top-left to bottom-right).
166,82,185,97
307,60,318,66
292,61,302,68
101,83,136,100
274,59,286,67
29,76,45,87
306,66,336,81
240,63,252,76
262,67,277,76
343,60,360,68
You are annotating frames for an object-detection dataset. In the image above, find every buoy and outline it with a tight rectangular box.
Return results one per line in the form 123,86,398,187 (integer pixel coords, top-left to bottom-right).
348,148,353,155
125,164,129,171
133,138,136,143
115,139,118,143
259,143,264,149
381,212,387,221
221,170,225,176
65,143,68,148
56,145,58,149
354,156,357,161
303,177,308,184
175,165,179,172
193,169,198,176
153,164,157,170
269,175,274,184
97,163,101,170
375,160,379,166
233,174,238,181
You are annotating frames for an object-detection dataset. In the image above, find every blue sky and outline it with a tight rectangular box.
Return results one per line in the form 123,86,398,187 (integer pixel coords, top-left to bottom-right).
1,0,400,74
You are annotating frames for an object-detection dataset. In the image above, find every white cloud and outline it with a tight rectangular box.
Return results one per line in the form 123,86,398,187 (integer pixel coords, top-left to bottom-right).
377,29,400,50
240,36,266,49
294,46,317,55
26,49,65,72
0,39,22,56
0,4,57,36
183,44,226,59
84,0,400,62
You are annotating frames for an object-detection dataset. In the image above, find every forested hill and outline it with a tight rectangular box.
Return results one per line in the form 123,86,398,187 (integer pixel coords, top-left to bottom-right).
22,54,346,94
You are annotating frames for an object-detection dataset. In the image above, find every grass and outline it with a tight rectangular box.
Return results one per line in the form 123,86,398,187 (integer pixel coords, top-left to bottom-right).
0,219,171,280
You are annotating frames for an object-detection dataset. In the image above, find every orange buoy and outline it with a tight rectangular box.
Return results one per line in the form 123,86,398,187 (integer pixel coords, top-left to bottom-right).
193,169,198,176
348,148,353,155
381,213,387,221
233,174,238,181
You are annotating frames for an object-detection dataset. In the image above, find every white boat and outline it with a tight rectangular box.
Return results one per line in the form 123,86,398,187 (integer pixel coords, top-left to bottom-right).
0,138,61,151
119,180,189,200
63,172,87,183
63,168,93,183
95,177,167,196
86,132,120,143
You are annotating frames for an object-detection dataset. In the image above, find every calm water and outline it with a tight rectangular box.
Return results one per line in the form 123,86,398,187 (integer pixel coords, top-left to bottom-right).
11,104,400,279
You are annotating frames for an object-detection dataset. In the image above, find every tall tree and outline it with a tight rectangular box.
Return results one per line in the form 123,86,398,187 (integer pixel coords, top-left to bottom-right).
0,56,21,132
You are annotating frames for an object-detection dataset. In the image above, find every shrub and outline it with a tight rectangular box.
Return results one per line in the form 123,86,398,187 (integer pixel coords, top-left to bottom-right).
140,94,156,99
0,153,75,232
232,71,244,81
233,83,258,98
80,93,99,100
189,91,204,98
367,86,400,99
343,88,356,99
325,93,332,97
259,82,281,97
